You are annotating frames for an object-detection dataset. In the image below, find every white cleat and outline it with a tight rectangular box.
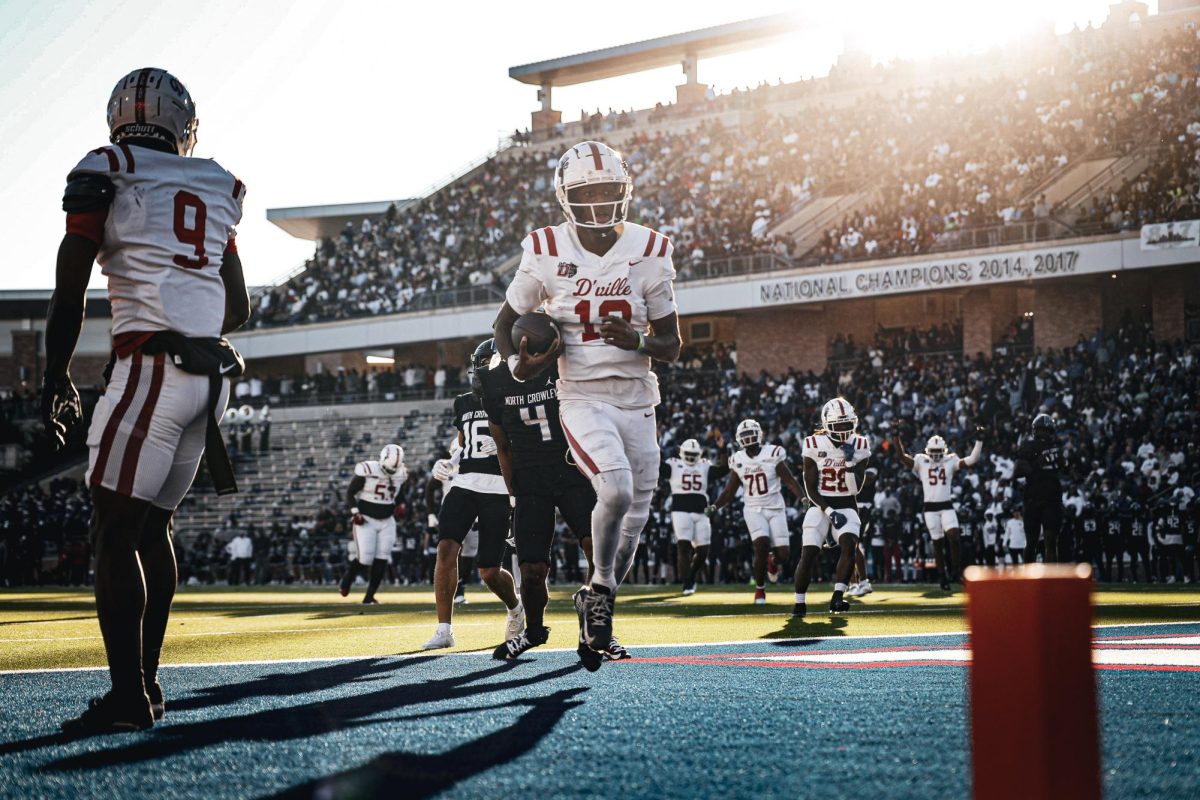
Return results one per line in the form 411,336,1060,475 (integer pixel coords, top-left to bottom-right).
681,585,697,596
505,603,526,641
859,580,874,595
846,583,864,598
422,628,455,650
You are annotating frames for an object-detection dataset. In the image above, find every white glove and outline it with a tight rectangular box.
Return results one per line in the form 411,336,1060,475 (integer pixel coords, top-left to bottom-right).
478,436,498,457
432,458,457,482
427,513,439,529
509,496,516,508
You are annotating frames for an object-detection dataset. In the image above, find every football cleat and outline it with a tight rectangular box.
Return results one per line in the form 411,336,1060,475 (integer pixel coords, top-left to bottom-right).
830,598,851,614
338,583,350,598
505,603,526,641
493,626,550,660
362,597,379,605
791,602,807,618
61,692,153,735
766,552,779,583
422,627,455,650
453,582,468,605
573,594,604,673
939,577,952,592
753,588,767,605
859,580,874,595
846,583,862,597
575,584,614,651
604,636,631,661
148,681,165,722
681,584,697,596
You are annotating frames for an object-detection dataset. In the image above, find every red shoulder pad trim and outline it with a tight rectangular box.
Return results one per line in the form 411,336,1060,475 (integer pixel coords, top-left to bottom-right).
542,226,558,257
529,230,542,255
643,230,658,257
658,233,669,258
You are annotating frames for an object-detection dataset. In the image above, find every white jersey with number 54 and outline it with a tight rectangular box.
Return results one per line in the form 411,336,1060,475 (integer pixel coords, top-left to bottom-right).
67,144,245,339
504,221,676,409
912,453,962,503
729,444,787,510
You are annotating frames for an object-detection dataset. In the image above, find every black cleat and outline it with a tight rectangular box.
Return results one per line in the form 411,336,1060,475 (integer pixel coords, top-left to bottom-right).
493,626,550,660
603,636,631,661
62,693,153,736
791,602,807,618
939,577,951,592
829,598,851,614
147,681,165,721
573,586,604,672
575,584,614,651
577,641,603,672
361,597,379,605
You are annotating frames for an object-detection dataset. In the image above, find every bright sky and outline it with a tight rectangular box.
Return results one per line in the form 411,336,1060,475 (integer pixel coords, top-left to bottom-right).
0,0,1136,290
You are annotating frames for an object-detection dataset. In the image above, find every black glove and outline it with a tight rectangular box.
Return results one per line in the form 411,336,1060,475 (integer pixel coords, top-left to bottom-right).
41,373,82,450
974,424,988,442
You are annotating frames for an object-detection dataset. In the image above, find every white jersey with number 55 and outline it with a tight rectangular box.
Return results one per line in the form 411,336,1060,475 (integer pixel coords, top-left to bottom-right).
504,220,676,409
66,144,245,339
729,445,787,510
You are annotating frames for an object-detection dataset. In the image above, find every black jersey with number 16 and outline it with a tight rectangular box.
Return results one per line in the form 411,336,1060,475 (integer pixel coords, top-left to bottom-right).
452,392,503,477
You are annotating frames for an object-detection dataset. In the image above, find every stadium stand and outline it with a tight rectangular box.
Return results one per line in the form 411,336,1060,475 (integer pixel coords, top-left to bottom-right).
252,18,1200,327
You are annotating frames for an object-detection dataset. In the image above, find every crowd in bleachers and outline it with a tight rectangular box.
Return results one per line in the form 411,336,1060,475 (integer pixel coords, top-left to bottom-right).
4,317,1194,588
230,363,465,408
251,20,1200,328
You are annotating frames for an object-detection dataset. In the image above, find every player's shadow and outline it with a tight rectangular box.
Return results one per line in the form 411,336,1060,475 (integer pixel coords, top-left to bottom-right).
265,687,588,800
760,616,849,640
41,661,583,772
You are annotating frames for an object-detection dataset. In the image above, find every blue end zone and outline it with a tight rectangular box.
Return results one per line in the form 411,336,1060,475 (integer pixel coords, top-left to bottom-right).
1,623,1197,799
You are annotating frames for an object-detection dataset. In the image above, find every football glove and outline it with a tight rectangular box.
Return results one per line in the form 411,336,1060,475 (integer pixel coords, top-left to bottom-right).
826,507,848,530
705,504,717,518
431,459,457,482
478,436,498,457
839,442,856,462
351,507,366,526
427,513,438,529
41,373,82,450
974,424,987,440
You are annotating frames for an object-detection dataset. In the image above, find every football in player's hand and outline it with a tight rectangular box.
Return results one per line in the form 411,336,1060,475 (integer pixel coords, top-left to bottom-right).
511,312,560,356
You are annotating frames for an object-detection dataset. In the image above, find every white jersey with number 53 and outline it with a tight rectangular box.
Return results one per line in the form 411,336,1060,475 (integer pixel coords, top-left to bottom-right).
729,445,787,510
505,221,676,408
67,144,245,339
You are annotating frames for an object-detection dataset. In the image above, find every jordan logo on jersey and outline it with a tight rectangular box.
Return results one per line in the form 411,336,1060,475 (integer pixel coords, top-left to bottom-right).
557,262,578,278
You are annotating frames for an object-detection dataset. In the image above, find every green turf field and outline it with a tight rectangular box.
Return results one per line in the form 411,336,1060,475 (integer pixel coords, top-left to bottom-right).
4,582,1199,672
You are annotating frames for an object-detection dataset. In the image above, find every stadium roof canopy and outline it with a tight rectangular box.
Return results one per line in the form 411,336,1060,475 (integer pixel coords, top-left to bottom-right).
267,200,414,241
509,12,809,88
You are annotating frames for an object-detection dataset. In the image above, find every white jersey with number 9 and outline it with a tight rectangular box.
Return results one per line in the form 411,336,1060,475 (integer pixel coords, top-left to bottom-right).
68,143,245,338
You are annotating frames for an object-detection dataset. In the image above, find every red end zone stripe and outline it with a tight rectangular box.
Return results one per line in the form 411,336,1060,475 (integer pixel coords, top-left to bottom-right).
560,419,599,476
116,353,165,496
530,231,542,255
90,353,144,488
543,226,557,257
643,231,657,257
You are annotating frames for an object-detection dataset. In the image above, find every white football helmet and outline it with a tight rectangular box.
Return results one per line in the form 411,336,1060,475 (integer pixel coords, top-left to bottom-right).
679,438,702,465
554,141,632,228
236,405,254,424
735,419,763,449
926,435,947,462
379,444,405,475
821,398,858,443
107,68,198,156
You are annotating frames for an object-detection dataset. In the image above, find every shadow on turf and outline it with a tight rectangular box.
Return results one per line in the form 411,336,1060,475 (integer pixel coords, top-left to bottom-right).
760,616,849,640
266,687,588,799
38,660,584,772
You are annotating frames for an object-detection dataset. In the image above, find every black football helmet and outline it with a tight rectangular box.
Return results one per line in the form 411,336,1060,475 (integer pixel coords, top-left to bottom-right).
1031,413,1055,441
469,338,496,396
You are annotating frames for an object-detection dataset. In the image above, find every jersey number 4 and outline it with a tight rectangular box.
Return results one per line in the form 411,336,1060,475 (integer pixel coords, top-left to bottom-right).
520,404,552,441
575,299,632,342
172,190,209,269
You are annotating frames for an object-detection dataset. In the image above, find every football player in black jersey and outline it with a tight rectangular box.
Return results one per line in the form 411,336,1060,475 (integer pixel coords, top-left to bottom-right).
478,337,614,667
421,342,523,650
1013,413,1066,563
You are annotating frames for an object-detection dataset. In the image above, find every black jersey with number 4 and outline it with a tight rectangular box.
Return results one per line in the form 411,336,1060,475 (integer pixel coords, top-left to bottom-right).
1015,436,1063,502
481,363,569,468
452,392,503,476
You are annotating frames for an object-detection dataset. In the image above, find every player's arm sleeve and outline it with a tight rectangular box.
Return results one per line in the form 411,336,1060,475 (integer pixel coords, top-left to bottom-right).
644,246,678,319
962,441,983,467
504,240,547,315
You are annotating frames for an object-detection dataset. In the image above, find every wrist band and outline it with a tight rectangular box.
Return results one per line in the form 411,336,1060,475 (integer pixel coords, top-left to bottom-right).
507,354,525,382
636,331,647,353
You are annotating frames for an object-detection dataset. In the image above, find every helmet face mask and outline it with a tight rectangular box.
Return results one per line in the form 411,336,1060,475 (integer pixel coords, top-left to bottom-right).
1032,413,1055,440
107,68,198,156
735,420,762,449
821,398,858,444
379,444,404,475
555,141,633,230
469,338,497,396
680,438,702,465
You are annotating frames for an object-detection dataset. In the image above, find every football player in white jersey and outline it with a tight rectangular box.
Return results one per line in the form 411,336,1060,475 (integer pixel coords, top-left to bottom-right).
709,420,806,604
493,141,681,664
660,438,724,595
41,68,249,734
794,399,872,617
894,431,983,590
339,444,407,604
